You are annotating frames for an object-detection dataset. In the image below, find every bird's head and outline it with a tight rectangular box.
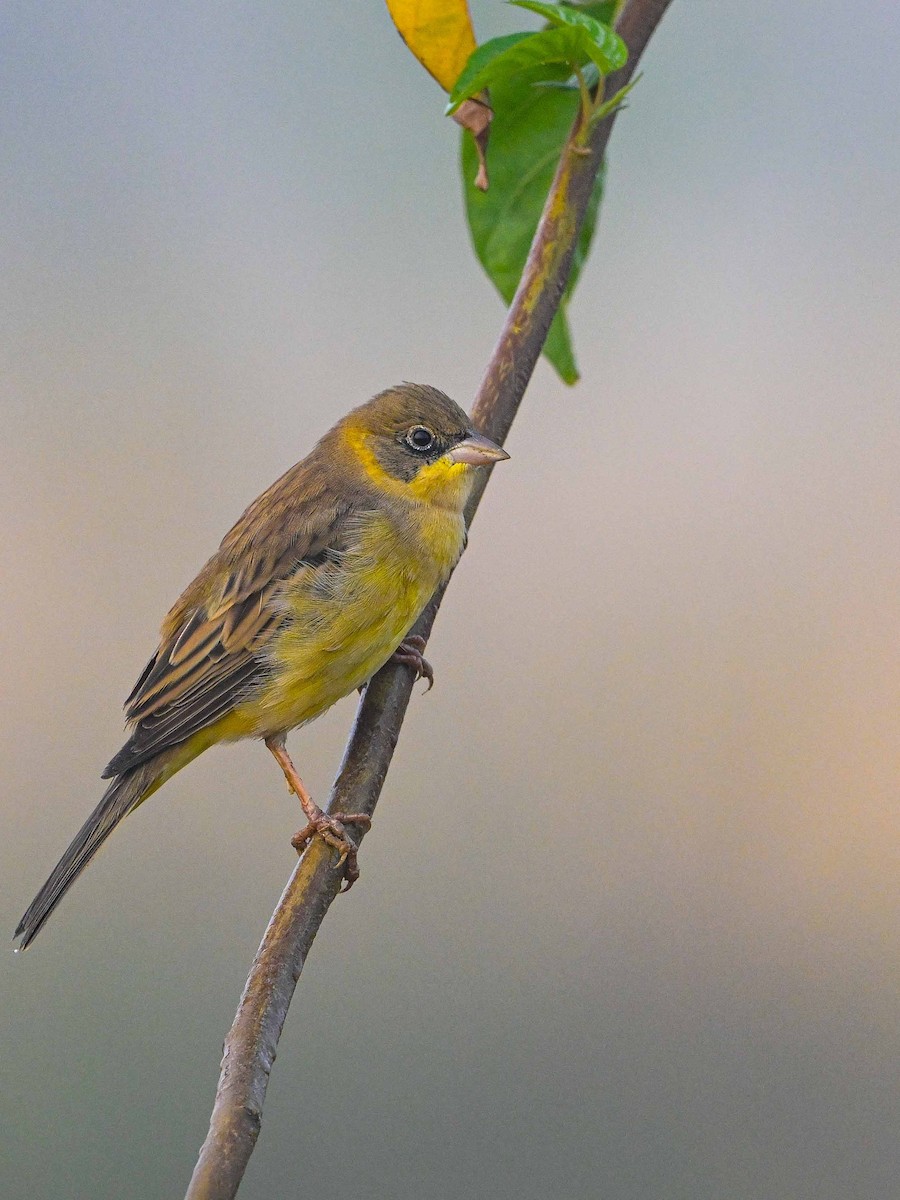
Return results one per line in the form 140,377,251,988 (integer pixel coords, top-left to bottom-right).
338,383,509,510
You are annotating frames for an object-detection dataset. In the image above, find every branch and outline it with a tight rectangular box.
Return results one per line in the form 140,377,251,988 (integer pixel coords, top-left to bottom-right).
185,3,675,1196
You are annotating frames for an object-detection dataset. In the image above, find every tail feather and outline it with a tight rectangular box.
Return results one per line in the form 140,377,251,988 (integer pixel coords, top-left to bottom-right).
15,763,159,951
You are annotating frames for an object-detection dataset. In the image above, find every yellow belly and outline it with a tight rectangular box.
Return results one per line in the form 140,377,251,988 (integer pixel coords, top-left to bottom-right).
225,506,465,738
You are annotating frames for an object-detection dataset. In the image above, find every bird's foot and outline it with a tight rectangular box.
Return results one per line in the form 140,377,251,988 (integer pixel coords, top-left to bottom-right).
392,635,434,691
265,733,371,891
290,810,372,891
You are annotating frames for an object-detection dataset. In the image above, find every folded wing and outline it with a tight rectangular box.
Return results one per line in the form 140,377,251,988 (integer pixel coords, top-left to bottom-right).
103,457,352,778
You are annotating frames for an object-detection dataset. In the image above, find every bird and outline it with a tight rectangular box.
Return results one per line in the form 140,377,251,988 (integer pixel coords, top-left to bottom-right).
15,383,509,950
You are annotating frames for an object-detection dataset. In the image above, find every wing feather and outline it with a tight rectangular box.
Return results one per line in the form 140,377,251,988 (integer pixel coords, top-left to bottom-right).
104,451,357,778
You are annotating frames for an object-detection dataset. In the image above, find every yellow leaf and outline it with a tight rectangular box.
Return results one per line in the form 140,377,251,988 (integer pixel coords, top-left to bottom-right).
385,0,478,93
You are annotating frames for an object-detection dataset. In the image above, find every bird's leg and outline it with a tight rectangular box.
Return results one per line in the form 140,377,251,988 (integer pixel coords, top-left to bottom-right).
264,735,371,891
391,634,434,691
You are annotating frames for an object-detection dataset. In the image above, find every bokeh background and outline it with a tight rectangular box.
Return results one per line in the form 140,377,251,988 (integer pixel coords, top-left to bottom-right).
2,3,898,1197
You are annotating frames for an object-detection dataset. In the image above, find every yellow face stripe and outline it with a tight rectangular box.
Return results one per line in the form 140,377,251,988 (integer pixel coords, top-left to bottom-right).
342,424,409,496
342,424,472,508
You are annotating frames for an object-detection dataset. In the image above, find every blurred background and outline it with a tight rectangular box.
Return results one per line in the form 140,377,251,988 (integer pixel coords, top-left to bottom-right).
2,2,898,1197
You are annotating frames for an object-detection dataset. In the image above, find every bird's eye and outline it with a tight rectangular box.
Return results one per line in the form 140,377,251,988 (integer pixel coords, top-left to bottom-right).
406,426,435,452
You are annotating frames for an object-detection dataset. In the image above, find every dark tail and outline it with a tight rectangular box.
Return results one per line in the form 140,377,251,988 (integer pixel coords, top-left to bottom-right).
15,762,159,951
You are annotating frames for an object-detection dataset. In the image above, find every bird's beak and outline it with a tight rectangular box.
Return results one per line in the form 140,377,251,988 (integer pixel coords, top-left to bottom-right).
447,432,510,466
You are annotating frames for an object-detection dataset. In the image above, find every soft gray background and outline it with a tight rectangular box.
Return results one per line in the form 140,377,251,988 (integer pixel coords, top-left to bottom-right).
2,3,898,1198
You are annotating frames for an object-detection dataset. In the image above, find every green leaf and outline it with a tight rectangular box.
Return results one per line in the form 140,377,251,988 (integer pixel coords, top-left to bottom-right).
510,0,627,72
543,309,578,383
447,26,598,113
590,74,641,122
461,74,606,384
570,2,619,25
445,32,530,113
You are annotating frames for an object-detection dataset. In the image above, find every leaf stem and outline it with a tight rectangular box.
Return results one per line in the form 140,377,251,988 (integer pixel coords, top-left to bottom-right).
573,64,594,128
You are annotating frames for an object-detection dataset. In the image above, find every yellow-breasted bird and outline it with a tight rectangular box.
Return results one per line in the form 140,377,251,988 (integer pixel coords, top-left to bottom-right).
15,383,508,949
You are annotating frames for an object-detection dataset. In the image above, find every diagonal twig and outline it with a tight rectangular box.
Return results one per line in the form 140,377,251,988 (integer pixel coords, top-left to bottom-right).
184,3,675,1196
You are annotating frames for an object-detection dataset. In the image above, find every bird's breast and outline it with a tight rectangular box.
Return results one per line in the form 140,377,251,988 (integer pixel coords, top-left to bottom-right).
245,505,466,734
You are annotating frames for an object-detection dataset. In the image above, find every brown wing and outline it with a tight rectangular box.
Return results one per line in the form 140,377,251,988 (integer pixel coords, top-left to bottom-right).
102,451,354,778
